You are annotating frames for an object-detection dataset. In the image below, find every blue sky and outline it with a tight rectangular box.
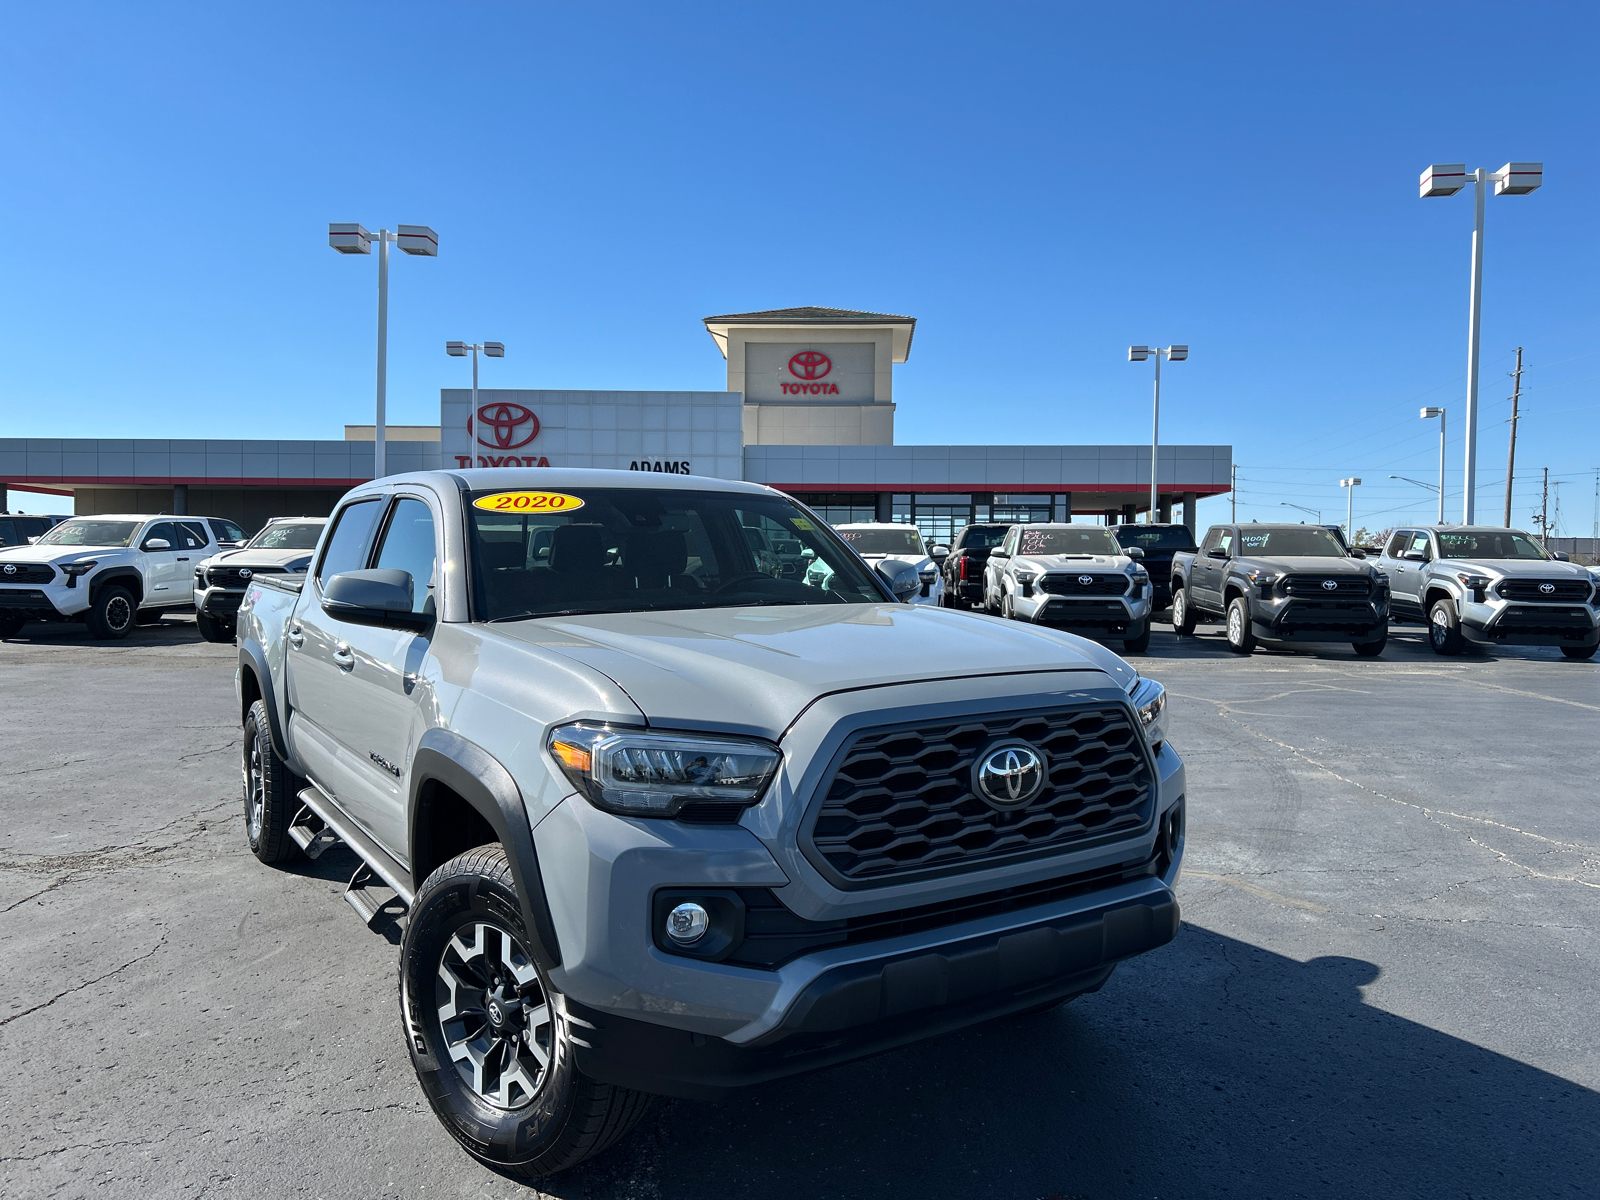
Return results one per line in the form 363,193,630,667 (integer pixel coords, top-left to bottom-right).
3,2,1596,535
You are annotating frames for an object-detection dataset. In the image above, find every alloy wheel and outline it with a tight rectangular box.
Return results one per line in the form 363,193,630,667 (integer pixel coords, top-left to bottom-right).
245,738,264,843
1431,609,1448,646
1227,604,1243,645
436,921,555,1110
106,595,132,632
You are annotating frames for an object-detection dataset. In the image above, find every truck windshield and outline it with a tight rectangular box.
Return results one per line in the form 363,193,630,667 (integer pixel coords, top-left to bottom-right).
956,525,1009,549
1018,528,1118,556
249,522,325,550
33,519,140,548
1113,527,1197,552
835,527,926,556
467,487,890,620
1437,531,1548,560
1235,528,1347,557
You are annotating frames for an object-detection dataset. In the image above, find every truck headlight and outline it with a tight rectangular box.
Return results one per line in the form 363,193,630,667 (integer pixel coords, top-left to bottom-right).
61,560,98,589
1457,572,1490,602
1246,568,1282,597
1015,569,1038,597
548,724,781,819
1128,677,1169,750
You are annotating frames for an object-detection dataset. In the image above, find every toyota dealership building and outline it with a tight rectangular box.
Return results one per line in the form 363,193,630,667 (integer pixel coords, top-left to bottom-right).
1,307,1231,545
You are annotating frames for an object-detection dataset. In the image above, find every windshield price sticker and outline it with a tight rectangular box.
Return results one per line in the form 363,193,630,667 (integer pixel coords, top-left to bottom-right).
472,491,585,513
790,517,816,531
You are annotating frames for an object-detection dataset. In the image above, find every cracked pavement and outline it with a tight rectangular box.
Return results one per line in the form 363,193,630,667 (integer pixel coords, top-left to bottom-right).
1,615,1597,1198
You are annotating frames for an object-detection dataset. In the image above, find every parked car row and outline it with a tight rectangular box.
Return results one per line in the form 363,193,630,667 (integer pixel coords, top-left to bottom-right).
0,513,324,641
932,517,1598,663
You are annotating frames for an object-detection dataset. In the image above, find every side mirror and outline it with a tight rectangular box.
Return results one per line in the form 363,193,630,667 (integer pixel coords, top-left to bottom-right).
990,548,1011,560
1206,547,1229,560
1552,551,1571,562
321,568,432,631
874,557,921,603
931,544,950,564
1401,550,1426,562
1125,546,1145,561
142,538,171,551
1349,548,1367,559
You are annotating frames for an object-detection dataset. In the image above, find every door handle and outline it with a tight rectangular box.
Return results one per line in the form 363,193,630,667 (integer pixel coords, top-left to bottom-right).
287,625,304,649
332,642,355,672
177,556,189,562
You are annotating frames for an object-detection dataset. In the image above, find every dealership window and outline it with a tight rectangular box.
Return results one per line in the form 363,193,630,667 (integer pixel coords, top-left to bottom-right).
790,493,877,528
912,497,972,550
990,495,1053,526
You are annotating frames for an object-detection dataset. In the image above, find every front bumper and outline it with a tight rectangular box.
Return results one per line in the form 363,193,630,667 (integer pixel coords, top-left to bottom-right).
568,883,1177,1100
193,584,246,619
1016,589,1152,632
1251,592,1388,641
1460,598,1600,647
0,584,86,620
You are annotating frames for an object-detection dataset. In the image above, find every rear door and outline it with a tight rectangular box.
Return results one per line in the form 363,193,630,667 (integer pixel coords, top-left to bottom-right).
1193,527,1232,609
172,521,212,603
1390,531,1431,615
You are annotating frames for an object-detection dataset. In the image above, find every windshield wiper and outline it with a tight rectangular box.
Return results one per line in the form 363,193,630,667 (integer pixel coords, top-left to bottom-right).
489,608,619,622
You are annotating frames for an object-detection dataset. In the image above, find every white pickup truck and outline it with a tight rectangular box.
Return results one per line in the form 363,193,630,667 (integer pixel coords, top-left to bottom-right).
236,468,1185,1178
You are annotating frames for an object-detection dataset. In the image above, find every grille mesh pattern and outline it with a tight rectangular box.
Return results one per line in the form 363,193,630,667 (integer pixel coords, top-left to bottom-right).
1497,579,1592,602
207,565,283,588
809,707,1153,883
1039,573,1128,596
0,564,55,584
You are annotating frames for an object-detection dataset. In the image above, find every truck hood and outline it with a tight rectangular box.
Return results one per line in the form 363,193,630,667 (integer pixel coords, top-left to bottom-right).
1438,558,1593,581
205,548,314,570
1012,553,1131,573
486,603,1132,740
0,543,131,566
1244,556,1374,574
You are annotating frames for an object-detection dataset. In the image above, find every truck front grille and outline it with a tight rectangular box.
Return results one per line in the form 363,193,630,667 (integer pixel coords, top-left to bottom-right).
0,564,55,584
1039,573,1128,596
808,706,1154,885
206,565,283,588
0,588,52,610
1496,579,1592,602
1492,606,1595,637
1283,575,1371,597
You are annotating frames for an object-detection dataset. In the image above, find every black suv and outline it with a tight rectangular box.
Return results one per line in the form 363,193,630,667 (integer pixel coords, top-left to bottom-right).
0,514,68,548
939,523,1011,608
1109,523,1197,611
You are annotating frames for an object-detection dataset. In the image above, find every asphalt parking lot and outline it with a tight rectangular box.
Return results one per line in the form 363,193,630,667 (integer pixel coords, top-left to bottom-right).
2,614,1597,1199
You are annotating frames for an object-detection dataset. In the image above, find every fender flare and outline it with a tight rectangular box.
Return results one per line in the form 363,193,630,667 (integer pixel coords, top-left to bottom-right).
409,729,562,970
89,568,144,605
236,640,290,761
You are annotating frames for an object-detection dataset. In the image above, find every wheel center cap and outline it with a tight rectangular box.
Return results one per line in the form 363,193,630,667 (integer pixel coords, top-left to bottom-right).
487,1000,505,1028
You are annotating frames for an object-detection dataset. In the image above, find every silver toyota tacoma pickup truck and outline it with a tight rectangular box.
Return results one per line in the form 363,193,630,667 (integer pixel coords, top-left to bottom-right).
235,468,1184,1177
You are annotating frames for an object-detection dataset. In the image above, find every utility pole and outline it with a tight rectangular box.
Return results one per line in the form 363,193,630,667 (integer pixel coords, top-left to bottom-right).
1536,467,1549,539
1230,463,1237,522
1503,347,1522,527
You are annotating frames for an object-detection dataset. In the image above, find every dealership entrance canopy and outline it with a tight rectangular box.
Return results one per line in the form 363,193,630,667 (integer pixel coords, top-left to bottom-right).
2,306,1231,537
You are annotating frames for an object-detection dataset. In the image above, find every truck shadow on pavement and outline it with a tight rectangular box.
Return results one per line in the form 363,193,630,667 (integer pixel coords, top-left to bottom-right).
1,617,206,646
555,924,1600,1200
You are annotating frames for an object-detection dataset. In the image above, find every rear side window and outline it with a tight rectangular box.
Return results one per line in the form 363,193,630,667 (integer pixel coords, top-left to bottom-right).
372,498,438,614
175,521,210,550
210,519,247,544
0,519,16,546
317,499,385,584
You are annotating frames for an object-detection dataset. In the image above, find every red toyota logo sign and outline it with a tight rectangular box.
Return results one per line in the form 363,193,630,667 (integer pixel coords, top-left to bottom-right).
788,350,832,381
469,402,540,450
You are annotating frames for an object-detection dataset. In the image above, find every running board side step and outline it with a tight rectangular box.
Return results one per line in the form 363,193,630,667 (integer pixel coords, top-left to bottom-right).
294,784,417,927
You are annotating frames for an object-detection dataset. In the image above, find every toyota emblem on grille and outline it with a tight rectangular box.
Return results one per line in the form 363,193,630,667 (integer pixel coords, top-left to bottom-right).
974,743,1045,807
2,565,14,574
1539,582,1556,594
1078,575,1095,586
1322,579,1338,591
239,568,253,580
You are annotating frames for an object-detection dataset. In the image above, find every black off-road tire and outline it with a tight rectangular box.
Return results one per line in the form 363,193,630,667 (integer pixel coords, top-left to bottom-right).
1123,621,1151,654
1562,643,1598,661
402,846,653,1179
1428,598,1465,656
1225,596,1256,654
1352,633,1387,657
242,700,302,865
0,615,25,640
85,585,136,640
1171,585,1197,636
196,612,234,643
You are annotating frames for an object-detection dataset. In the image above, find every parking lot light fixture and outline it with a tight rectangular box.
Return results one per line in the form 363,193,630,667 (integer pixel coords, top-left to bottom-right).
1420,407,1447,522
1339,478,1362,539
1128,344,1188,523
1419,162,1541,524
329,222,439,479
1280,502,1322,523
446,340,507,426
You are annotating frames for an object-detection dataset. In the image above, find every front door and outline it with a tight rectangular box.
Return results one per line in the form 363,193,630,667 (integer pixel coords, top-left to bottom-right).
138,522,184,605
303,496,440,860
1387,531,1430,616
1194,527,1233,610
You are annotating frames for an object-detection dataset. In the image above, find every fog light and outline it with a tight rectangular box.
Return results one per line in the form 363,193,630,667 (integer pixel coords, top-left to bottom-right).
666,902,709,945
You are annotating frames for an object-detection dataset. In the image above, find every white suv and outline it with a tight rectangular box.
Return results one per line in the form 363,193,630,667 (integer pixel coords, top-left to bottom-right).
0,514,235,640
828,522,944,605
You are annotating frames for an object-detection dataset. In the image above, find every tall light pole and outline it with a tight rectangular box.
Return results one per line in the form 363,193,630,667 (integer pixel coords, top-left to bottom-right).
329,223,439,479
1280,502,1322,523
1340,478,1362,540
446,340,506,422
1419,162,1541,524
1420,407,1446,523
1128,344,1188,522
